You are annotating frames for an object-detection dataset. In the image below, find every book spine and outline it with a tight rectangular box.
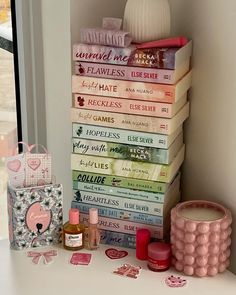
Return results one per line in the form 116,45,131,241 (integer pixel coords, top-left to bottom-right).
71,146,185,183
71,201,164,226
72,170,169,194
72,137,171,164
72,122,182,149
100,229,136,249
71,104,189,135
73,43,178,69
75,61,177,84
72,75,175,102
73,190,164,216
80,213,163,239
73,94,185,118
73,181,165,202
72,73,192,102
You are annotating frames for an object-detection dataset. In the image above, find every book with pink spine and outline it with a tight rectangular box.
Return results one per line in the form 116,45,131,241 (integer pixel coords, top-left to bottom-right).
72,71,192,103
74,61,190,84
73,93,187,118
73,41,192,70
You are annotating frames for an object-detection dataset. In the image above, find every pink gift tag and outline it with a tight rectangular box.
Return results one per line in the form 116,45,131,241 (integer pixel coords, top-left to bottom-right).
70,253,92,265
5,142,30,187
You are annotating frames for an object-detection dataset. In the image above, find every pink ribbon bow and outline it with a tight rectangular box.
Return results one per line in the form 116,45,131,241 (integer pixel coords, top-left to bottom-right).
27,250,58,265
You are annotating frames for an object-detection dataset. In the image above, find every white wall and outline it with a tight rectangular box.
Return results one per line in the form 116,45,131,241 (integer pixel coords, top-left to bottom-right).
169,0,236,273
71,0,127,44
41,0,126,220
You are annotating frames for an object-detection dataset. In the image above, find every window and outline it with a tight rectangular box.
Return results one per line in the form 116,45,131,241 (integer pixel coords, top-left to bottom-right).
0,0,22,239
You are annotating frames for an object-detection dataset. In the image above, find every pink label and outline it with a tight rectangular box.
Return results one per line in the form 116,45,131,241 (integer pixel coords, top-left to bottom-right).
75,62,175,84
26,202,51,234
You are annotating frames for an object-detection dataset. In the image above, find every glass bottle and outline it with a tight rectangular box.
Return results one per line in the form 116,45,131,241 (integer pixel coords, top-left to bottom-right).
86,208,100,250
63,208,85,251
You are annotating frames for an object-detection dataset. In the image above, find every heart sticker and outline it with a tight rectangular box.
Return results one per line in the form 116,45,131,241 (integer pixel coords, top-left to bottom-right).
7,159,21,172
27,158,41,170
105,248,128,260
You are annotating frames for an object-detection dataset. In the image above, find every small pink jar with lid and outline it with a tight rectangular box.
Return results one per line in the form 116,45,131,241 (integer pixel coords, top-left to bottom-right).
147,242,171,272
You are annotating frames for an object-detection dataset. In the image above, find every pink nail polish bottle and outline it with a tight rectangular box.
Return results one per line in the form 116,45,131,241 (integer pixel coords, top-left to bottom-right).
87,208,100,250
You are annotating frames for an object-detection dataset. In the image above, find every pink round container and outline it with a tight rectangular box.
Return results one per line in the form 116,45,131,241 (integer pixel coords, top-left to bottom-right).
147,242,171,272
171,200,232,277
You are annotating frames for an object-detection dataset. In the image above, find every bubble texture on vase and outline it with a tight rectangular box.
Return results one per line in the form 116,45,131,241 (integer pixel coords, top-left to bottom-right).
171,201,232,277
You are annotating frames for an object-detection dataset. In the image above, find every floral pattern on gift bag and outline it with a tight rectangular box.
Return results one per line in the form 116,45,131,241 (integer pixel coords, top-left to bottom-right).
25,144,52,187
8,183,63,250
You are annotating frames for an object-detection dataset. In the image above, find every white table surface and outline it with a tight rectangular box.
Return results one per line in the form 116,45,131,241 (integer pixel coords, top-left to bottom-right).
0,239,236,295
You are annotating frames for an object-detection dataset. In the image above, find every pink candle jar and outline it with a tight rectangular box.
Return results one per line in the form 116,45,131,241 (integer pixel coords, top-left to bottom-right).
147,242,171,272
171,200,232,277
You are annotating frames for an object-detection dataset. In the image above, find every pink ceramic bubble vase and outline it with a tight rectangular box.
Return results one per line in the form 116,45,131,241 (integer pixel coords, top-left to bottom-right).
171,200,232,277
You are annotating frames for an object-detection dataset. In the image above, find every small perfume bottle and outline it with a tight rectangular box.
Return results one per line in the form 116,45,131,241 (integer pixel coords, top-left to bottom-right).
86,208,100,250
63,208,85,251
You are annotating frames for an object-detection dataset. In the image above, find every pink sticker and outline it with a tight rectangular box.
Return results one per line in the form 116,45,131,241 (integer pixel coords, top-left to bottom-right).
113,264,141,279
70,253,92,265
105,248,128,260
165,275,187,288
27,250,57,265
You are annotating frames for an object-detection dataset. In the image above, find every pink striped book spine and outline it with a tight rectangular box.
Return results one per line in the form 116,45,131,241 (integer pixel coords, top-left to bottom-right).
80,213,163,239
74,61,187,84
73,93,187,118
72,72,192,103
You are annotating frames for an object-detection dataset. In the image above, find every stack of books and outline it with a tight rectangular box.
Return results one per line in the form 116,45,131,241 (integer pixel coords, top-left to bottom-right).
70,38,192,248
